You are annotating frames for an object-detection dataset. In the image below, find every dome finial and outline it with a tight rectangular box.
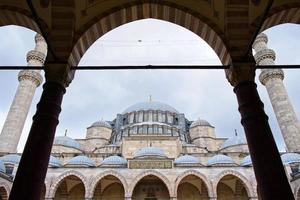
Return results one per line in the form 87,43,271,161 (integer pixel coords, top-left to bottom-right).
235,129,238,136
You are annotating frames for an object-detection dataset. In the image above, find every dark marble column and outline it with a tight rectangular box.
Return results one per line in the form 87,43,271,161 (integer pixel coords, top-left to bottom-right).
9,81,65,200
234,81,294,200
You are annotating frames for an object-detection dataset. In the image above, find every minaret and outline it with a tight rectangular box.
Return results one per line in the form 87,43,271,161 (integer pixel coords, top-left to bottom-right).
0,34,47,153
253,33,300,152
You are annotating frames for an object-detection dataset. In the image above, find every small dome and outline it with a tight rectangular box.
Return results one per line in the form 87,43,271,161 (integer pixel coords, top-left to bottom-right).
53,136,82,150
49,156,62,168
174,155,201,165
123,101,178,114
208,154,235,166
0,160,5,173
281,153,300,165
134,147,166,158
66,156,95,167
0,154,21,165
90,120,112,129
190,119,212,128
240,155,252,167
220,135,247,150
101,156,127,167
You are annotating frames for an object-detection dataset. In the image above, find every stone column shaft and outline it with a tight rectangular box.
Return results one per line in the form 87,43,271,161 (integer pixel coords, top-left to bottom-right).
234,81,294,200
226,62,294,200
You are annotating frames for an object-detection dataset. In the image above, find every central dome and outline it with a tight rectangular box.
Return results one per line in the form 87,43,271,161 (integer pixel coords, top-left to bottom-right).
123,101,178,114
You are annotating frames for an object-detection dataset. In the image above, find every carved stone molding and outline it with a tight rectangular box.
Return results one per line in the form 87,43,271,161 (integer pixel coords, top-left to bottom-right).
18,70,43,86
26,50,45,64
252,33,268,49
259,69,284,85
253,49,276,64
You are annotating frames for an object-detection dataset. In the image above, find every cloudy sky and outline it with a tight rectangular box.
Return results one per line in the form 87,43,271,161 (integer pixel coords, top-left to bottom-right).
0,19,299,152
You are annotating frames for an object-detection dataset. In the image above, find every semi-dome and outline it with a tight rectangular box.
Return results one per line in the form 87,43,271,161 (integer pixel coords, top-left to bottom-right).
240,155,252,167
281,153,300,165
66,156,95,167
174,155,201,165
0,160,5,173
207,154,236,166
220,135,247,150
101,155,127,167
0,154,21,165
90,120,112,129
53,136,82,150
134,147,166,158
123,101,178,114
190,119,212,128
49,156,62,168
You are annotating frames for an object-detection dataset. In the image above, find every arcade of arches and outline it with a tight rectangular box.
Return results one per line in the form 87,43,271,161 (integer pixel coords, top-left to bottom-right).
0,1,300,200
32,171,253,200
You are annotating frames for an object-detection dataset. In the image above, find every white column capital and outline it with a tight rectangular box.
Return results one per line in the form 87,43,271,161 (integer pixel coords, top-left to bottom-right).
26,50,46,64
259,69,284,85
18,70,43,86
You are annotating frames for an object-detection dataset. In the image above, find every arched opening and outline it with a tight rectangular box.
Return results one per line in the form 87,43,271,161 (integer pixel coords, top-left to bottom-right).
70,2,229,66
132,175,170,200
0,8,40,33
260,6,300,32
0,186,8,200
216,175,249,200
93,175,125,200
177,175,209,200
54,175,85,200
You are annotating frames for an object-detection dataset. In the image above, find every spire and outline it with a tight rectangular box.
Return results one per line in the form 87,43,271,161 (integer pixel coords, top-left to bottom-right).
149,95,152,102
235,129,238,136
64,129,67,137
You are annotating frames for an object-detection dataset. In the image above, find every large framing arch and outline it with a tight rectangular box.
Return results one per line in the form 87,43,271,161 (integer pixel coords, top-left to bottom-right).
174,169,213,198
0,6,41,33
128,170,173,197
48,170,88,199
69,1,230,66
87,170,128,198
213,170,255,198
260,5,300,32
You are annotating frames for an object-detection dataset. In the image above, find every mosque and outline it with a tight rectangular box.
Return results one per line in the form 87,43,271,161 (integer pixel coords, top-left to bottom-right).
1,97,300,200
1,17,300,200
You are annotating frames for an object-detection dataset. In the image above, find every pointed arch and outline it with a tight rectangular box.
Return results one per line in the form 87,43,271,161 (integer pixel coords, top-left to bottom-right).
87,170,128,198
175,169,213,198
128,169,173,197
48,170,88,198
214,170,255,198
260,5,300,32
0,6,42,33
69,1,230,66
